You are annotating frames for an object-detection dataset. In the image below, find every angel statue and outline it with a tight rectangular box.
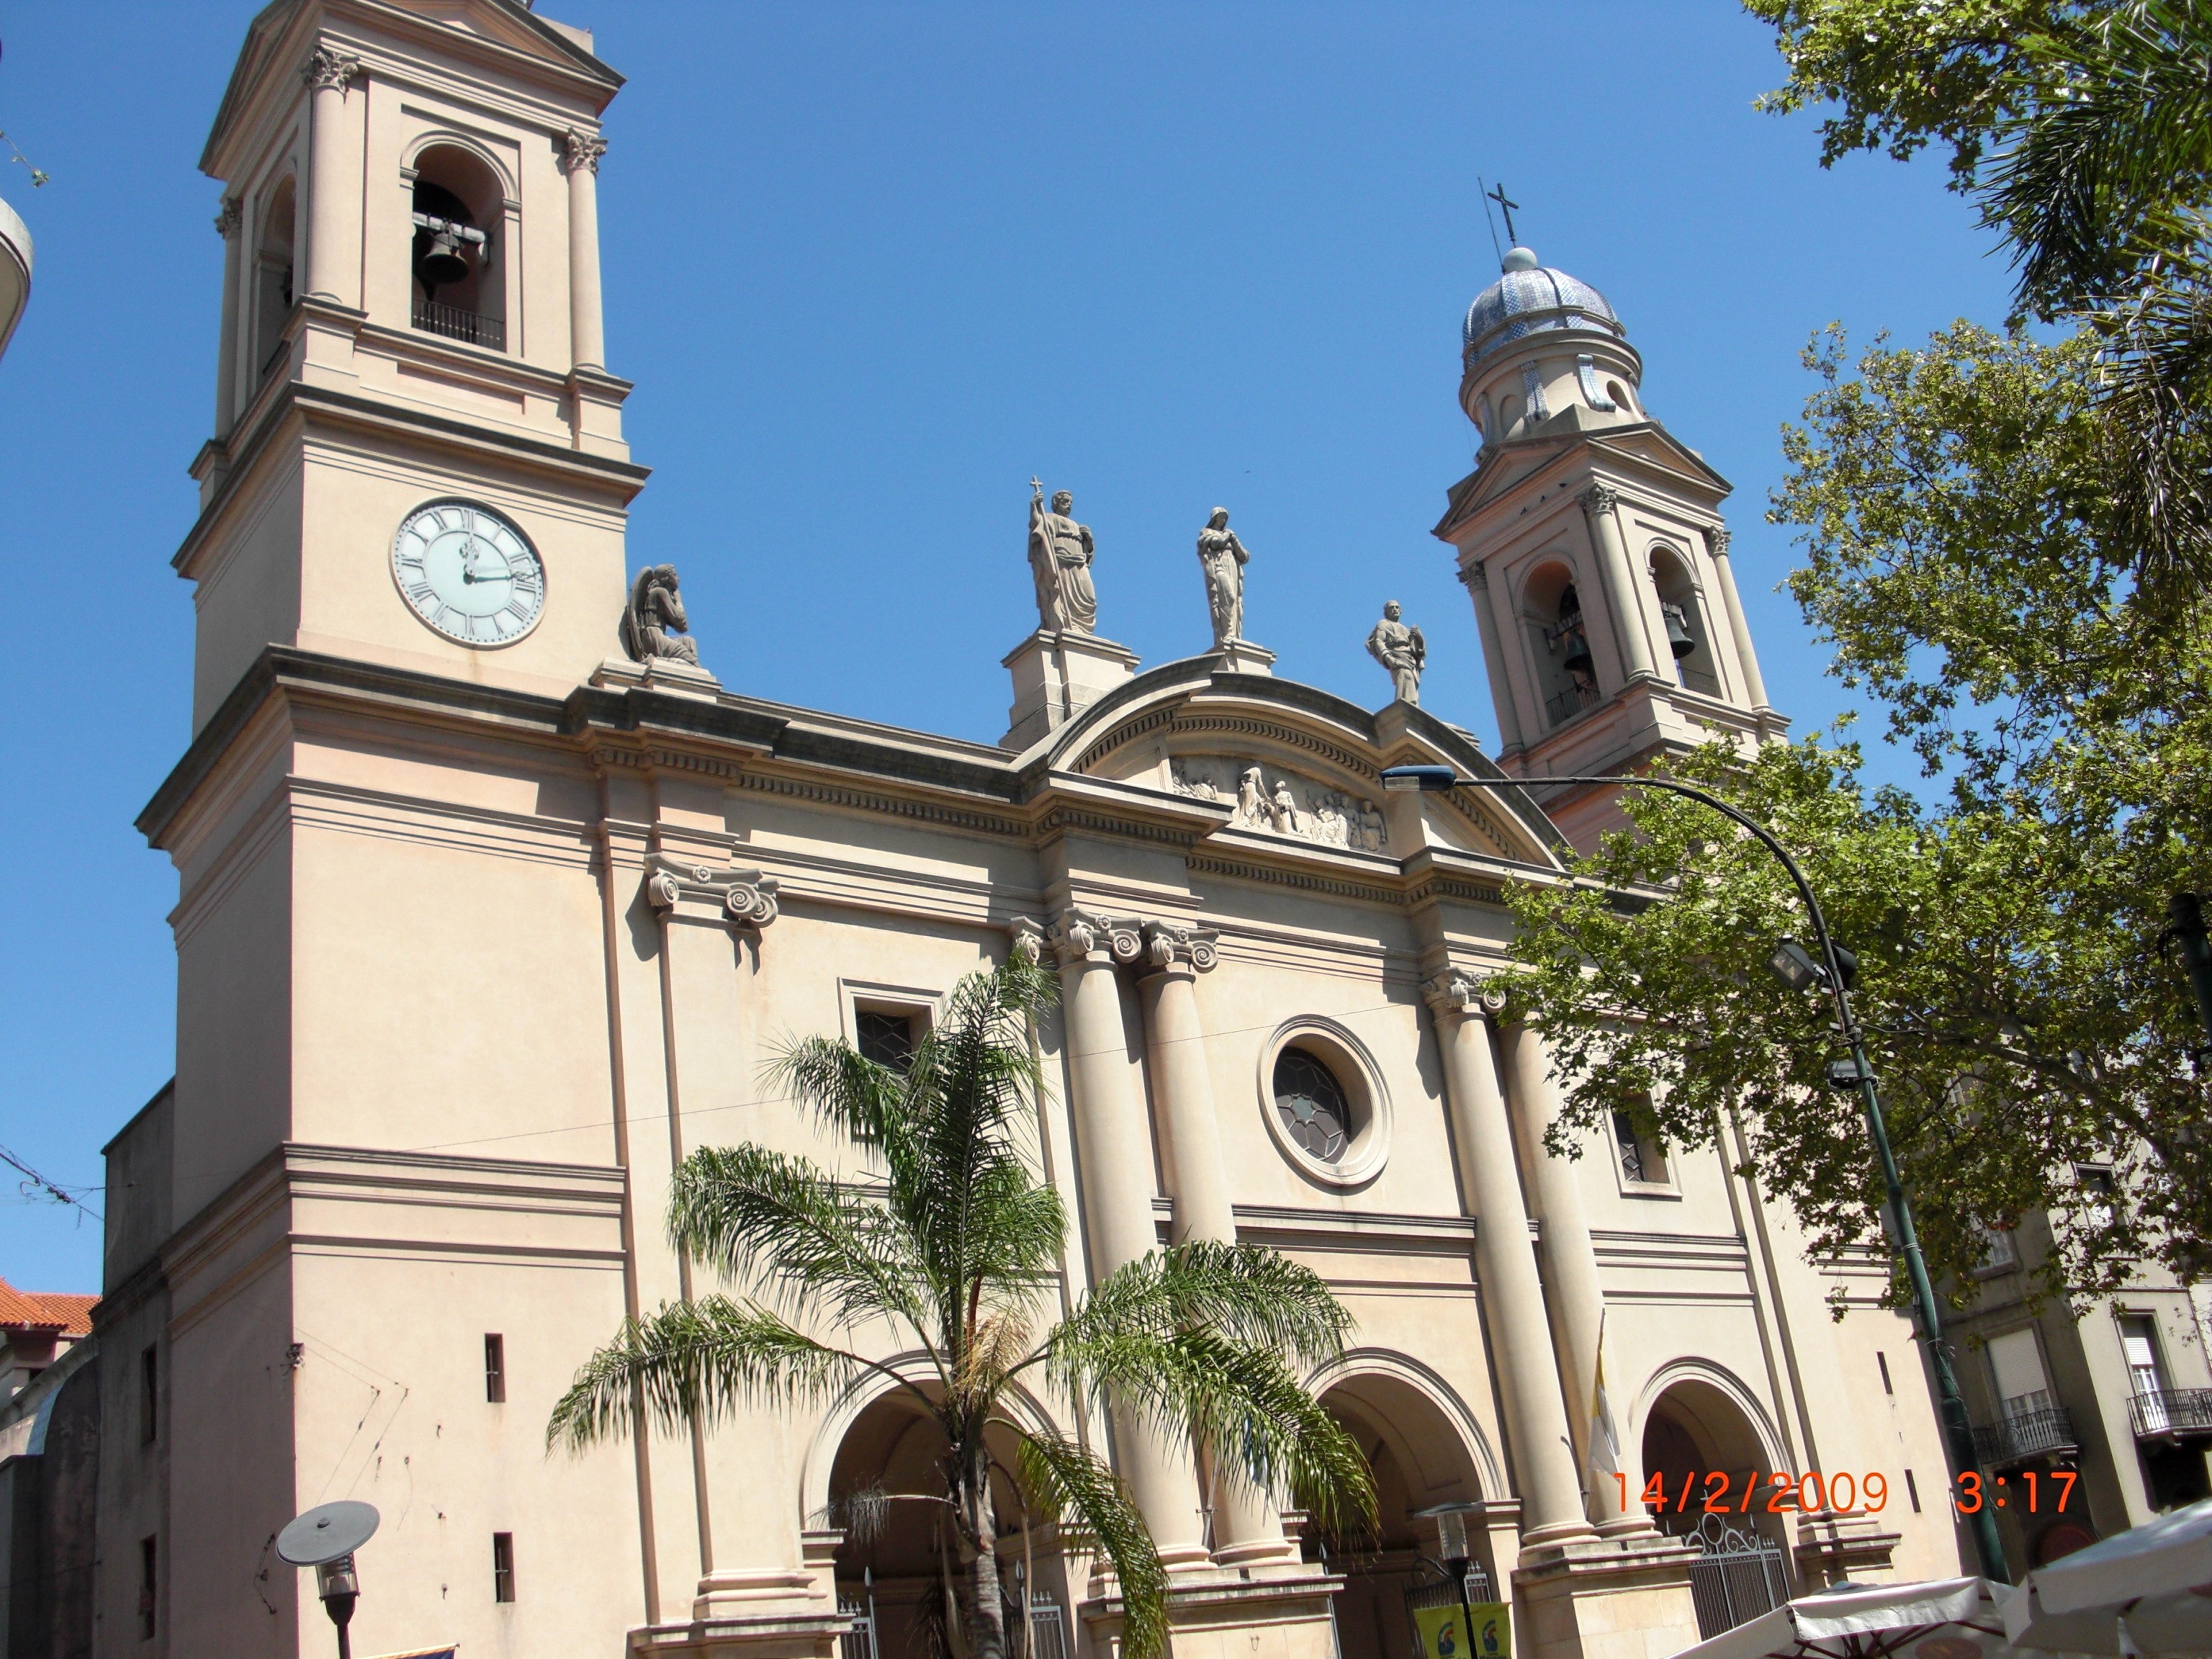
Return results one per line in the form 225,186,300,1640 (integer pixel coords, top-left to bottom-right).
1028,480,1100,634
1197,507,1251,647
1366,600,1426,704
620,565,701,665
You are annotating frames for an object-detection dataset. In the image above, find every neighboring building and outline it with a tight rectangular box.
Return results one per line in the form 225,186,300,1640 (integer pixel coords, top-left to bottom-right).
0,1282,94,1405
80,4,1982,1659
0,192,29,362
1944,1209,2212,1577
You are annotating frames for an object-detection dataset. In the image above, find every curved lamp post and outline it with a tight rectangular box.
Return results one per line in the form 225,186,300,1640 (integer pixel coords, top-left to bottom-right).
1380,763,2009,1583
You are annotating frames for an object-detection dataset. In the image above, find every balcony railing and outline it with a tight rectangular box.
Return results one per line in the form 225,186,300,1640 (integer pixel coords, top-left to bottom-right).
1545,680,1601,729
1972,1404,2078,1467
2129,1388,2212,1439
411,297,504,352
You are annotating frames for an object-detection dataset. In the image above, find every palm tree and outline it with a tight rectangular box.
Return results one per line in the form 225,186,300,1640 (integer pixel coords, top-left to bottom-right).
549,956,1373,1659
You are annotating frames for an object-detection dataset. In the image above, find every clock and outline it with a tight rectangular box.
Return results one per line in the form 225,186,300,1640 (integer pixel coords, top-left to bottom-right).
390,499,546,647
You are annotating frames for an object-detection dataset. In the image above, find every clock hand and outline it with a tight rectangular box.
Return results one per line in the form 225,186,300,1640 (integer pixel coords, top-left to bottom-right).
459,540,513,584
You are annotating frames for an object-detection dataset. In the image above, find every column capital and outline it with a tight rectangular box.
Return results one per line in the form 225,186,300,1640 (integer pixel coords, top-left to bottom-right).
1577,482,1619,516
1422,967,1509,1021
1458,560,1489,592
302,48,361,93
1706,525,1732,558
1047,907,1143,969
563,128,608,176
214,197,242,238
1138,920,1218,978
642,853,779,930
1006,917,1046,965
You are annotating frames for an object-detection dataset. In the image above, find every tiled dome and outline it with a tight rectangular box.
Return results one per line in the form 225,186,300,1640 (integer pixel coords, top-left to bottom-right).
1462,246,1624,372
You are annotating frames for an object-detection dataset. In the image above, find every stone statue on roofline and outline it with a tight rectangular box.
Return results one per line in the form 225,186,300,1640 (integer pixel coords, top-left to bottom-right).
1197,507,1251,647
1367,600,1426,703
1028,480,1099,634
621,565,700,665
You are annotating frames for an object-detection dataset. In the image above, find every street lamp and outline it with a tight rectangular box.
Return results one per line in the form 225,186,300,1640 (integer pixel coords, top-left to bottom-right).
1380,763,2010,1583
1408,1503,1498,1658
276,1501,382,1659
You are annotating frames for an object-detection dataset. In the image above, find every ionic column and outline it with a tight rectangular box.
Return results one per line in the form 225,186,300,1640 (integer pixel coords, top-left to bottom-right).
213,198,243,436
1578,484,1658,685
1049,912,1213,1571
1424,973,1594,1551
1460,562,1527,755
301,49,359,304
1704,527,1771,711
1135,921,1294,1566
563,129,608,372
1496,1020,1645,1535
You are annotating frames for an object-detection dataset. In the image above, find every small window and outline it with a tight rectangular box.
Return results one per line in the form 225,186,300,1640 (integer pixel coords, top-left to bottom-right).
1611,1103,1669,1187
493,1532,516,1603
2075,1164,2118,1232
139,1346,158,1444
856,1010,917,1071
1877,1351,1893,1395
1974,1226,2018,1277
138,1535,157,1640
1273,1049,1350,1165
484,1334,505,1404
1904,1470,1922,1514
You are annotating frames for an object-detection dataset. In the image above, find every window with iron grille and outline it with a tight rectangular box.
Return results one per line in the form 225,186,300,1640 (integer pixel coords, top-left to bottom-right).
485,1333,506,1403
493,1532,516,1603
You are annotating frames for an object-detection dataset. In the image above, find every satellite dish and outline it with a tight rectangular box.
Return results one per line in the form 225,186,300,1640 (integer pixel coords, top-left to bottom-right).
277,1501,380,1567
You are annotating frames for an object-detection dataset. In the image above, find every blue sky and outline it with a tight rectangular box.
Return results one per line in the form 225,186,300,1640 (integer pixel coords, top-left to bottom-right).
0,3,2018,1292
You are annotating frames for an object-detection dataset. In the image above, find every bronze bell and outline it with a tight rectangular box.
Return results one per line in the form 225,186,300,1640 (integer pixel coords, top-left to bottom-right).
1662,601,1696,660
415,222,471,289
1561,624,1594,680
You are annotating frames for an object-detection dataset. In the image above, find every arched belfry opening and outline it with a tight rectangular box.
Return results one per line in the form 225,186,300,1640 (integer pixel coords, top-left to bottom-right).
1640,1379,1793,1639
1310,1372,1496,1659
409,144,504,350
251,175,296,382
1521,563,1599,731
824,1390,1074,1659
1647,549,1718,697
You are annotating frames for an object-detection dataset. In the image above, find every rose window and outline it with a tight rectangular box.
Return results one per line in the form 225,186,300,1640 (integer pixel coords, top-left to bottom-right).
1272,1049,1349,1164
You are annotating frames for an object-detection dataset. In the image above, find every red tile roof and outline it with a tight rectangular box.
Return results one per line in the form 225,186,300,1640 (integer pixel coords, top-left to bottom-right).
0,1280,94,1336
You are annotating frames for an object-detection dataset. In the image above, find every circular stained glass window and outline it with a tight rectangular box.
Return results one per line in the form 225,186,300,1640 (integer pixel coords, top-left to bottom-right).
1273,1049,1350,1164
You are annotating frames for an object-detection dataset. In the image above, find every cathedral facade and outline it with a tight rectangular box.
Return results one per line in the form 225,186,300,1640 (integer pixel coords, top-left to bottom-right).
93,5,1972,1658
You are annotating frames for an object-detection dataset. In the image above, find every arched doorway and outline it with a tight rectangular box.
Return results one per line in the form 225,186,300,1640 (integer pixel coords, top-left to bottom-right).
1640,1377,1791,1638
1313,1370,1497,1659
823,1389,1073,1659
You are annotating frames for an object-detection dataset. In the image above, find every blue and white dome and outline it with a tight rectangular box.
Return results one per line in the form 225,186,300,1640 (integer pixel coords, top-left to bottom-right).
1462,246,1625,373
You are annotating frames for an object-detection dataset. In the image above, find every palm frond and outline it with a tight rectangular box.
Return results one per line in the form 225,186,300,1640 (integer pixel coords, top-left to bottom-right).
1052,1242,1354,1369
547,1295,861,1451
1014,1429,1169,1659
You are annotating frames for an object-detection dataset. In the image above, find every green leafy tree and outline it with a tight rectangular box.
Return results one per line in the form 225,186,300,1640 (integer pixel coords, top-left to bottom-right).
548,958,1372,1659
1506,323,2212,1303
1748,0,2212,592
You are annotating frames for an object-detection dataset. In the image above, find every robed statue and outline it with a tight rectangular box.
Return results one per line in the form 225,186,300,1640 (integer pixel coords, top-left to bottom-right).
1366,599,1426,703
621,565,701,665
1197,507,1250,646
1028,481,1099,634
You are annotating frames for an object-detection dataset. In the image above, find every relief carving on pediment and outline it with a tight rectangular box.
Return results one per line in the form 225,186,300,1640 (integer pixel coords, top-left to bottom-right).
1169,755,1388,854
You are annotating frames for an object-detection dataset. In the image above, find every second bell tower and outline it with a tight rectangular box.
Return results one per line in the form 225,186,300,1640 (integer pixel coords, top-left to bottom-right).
1434,244,1786,850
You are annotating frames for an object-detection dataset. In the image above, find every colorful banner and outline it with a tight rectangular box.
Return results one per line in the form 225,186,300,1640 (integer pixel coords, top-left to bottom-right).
1412,1601,1511,1659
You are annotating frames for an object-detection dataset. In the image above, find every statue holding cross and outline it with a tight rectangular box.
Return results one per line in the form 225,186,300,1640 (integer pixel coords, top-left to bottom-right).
1026,478,1100,634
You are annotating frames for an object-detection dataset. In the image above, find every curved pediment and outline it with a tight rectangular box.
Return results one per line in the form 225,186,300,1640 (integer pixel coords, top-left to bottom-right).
1033,654,1565,868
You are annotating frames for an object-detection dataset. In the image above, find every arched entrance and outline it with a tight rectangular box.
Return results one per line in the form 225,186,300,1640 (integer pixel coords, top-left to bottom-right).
1640,1376,1791,1638
1313,1367,1498,1659
823,1388,1073,1659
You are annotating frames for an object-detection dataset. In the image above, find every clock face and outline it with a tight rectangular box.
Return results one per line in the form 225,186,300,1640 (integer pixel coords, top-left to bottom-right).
390,500,546,647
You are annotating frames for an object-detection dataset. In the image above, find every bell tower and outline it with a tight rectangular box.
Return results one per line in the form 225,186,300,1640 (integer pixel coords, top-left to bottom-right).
1433,244,1786,850
187,0,644,729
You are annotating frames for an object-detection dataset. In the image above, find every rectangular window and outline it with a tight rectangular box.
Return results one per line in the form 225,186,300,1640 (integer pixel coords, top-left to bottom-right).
492,1532,516,1603
1974,1226,2018,1276
139,1346,158,1444
1905,1470,1921,1514
484,1334,505,1404
2121,1313,2167,1418
856,1010,917,1071
1988,1327,2054,1419
1877,1351,1893,1395
138,1535,157,1640
1611,1106,1669,1186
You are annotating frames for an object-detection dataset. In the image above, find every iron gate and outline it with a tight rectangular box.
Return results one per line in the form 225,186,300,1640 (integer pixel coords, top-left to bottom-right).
1681,1514,1789,1640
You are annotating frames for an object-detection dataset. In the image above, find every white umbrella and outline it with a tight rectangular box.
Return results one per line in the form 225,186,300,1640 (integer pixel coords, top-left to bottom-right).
1671,1577,2054,1659
2001,1498,2212,1656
